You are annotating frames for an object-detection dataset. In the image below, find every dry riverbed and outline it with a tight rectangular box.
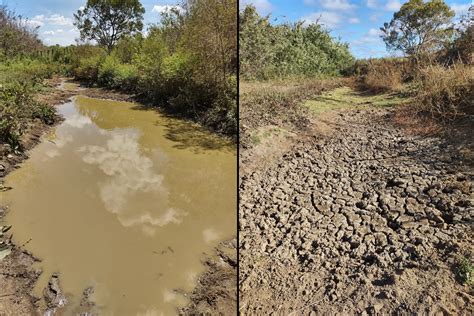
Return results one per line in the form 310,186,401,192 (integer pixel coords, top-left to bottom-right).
239,83,473,314
0,77,236,314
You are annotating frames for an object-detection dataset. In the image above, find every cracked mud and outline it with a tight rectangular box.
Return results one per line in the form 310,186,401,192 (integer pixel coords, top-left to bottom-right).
239,108,473,314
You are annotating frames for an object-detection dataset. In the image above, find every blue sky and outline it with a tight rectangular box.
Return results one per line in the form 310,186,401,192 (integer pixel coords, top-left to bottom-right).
1,0,182,46
2,0,471,58
241,0,472,58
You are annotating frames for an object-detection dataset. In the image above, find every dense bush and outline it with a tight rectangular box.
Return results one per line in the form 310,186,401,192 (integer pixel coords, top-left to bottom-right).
0,81,55,148
239,5,354,80
73,54,103,83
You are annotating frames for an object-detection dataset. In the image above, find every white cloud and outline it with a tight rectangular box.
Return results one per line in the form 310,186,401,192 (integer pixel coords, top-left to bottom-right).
27,15,45,27
349,17,360,24
45,14,73,26
151,4,184,14
451,3,470,16
42,28,80,46
240,0,272,14
352,28,384,46
303,11,342,29
368,28,383,37
27,14,73,28
370,13,381,22
385,0,402,11
367,0,378,9
320,0,357,11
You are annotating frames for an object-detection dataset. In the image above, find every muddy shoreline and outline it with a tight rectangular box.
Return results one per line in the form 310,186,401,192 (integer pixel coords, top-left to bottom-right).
0,77,236,314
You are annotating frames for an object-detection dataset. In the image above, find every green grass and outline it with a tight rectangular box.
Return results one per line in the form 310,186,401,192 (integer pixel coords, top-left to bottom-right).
251,126,290,145
457,257,473,286
304,86,409,113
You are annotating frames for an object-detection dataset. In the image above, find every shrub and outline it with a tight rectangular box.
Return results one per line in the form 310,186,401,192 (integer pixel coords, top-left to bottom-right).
353,58,410,93
74,54,103,83
0,81,55,148
97,55,119,88
114,63,139,92
414,63,474,119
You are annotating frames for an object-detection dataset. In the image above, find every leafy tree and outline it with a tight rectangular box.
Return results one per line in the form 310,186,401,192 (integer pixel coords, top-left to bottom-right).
380,0,455,57
74,0,145,53
183,0,237,87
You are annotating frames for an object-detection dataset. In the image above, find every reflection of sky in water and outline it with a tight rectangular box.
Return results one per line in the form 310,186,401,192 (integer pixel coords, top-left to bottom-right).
3,96,235,314
202,228,220,244
65,114,93,128
78,130,186,235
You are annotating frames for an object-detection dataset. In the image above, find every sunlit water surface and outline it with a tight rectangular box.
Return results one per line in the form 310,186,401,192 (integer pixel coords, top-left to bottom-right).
1,96,236,315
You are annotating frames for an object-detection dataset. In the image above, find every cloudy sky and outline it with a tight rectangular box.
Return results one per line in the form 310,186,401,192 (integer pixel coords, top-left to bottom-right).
2,0,182,46
2,0,471,58
241,0,471,58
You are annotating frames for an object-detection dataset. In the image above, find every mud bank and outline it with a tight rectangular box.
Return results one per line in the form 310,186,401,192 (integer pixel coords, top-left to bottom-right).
180,239,237,315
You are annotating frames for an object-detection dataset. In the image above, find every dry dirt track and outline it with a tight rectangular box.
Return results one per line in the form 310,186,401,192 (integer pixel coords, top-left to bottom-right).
239,106,473,314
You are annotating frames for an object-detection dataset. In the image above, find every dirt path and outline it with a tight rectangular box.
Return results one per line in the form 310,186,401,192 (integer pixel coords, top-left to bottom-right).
239,89,473,314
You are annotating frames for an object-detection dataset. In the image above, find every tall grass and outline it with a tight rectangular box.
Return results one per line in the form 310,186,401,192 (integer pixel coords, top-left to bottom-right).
414,63,473,119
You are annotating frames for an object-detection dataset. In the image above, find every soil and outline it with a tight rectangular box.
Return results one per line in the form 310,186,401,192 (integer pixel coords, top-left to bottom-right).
0,77,235,315
239,85,473,314
180,239,237,315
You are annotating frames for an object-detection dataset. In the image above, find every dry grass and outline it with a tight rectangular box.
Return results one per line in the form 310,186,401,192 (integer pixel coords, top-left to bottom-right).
353,58,411,93
414,63,474,119
392,106,442,136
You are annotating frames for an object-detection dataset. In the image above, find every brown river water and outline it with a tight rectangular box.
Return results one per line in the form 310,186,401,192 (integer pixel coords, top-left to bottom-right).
1,95,236,314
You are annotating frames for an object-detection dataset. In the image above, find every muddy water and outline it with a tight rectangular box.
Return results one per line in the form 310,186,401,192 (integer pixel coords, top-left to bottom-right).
1,96,236,314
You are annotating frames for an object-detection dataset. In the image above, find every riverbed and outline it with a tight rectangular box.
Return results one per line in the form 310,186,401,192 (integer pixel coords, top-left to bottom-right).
1,95,236,314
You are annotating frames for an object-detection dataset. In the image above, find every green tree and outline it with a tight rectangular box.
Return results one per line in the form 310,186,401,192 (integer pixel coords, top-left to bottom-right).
183,0,237,86
380,0,455,57
74,0,145,53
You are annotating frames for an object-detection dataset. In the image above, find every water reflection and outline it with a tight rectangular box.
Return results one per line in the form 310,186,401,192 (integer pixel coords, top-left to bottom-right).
2,95,236,314
65,114,93,128
78,130,187,234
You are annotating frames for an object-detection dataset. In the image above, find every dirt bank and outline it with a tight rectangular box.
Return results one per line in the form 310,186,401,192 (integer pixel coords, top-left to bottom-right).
239,85,473,314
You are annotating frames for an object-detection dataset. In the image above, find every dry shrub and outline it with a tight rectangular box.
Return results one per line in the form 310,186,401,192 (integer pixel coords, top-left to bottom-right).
353,58,410,93
414,63,474,119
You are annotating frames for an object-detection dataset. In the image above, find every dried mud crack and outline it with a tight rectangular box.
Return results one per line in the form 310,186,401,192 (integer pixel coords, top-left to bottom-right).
239,107,473,314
